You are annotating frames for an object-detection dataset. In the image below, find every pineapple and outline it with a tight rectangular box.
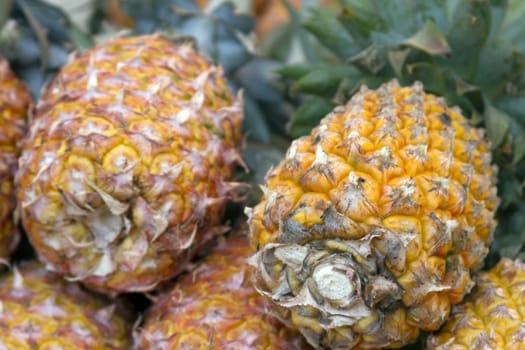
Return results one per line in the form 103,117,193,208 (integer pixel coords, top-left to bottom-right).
0,56,31,260
133,226,310,349
16,34,244,295
426,258,525,349
0,261,133,349
247,80,500,349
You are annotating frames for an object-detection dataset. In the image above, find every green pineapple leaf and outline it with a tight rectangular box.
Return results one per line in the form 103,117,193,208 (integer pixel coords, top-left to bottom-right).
387,48,410,77
276,63,331,80
288,97,334,138
405,61,448,94
483,97,510,150
348,43,387,74
474,42,515,96
501,0,525,53
488,0,507,39
278,63,361,109
452,73,479,95
403,19,450,55
497,96,525,127
338,0,383,45
291,67,359,97
303,8,358,59
444,0,491,79
508,118,525,164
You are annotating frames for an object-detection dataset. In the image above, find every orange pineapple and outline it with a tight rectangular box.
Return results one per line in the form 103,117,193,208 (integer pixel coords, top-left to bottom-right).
247,80,499,349
133,227,310,349
0,56,31,260
16,34,244,294
0,261,133,349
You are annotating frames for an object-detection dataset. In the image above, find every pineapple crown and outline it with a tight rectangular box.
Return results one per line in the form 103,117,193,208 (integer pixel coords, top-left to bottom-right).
274,0,525,262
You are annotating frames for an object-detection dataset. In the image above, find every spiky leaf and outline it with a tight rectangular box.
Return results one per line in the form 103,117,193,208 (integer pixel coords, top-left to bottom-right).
288,97,334,138
303,8,357,59
484,97,510,149
501,0,525,53
403,19,450,55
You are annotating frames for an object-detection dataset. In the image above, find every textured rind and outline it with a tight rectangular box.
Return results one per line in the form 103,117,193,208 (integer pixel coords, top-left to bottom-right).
0,261,133,349
426,258,525,350
0,56,31,259
16,34,243,294
133,227,310,350
247,80,499,349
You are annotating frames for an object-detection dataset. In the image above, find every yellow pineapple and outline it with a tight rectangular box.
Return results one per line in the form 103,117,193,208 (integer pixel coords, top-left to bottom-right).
0,261,133,349
247,80,500,349
0,56,31,260
427,258,525,350
16,34,244,295
133,227,310,349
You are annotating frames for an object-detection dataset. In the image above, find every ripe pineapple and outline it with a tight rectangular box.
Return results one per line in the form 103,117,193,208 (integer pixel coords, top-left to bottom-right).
247,80,500,349
0,56,31,260
426,258,525,349
0,261,133,349
133,227,310,349
16,34,244,294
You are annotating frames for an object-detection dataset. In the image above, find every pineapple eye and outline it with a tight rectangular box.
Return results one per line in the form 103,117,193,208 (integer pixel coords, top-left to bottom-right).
102,145,139,173
78,117,117,137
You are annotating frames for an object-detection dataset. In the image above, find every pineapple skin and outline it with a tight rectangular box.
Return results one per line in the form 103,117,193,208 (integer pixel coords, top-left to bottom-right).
427,258,525,350
0,56,31,259
247,81,499,349
16,34,244,294
0,261,133,349
133,227,310,350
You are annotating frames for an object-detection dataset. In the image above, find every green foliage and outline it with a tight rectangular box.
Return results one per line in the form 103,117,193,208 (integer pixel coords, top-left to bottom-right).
0,0,91,98
276,0,525,259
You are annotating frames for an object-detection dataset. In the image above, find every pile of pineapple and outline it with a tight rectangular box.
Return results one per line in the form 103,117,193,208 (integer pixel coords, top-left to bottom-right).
1,0,524,349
